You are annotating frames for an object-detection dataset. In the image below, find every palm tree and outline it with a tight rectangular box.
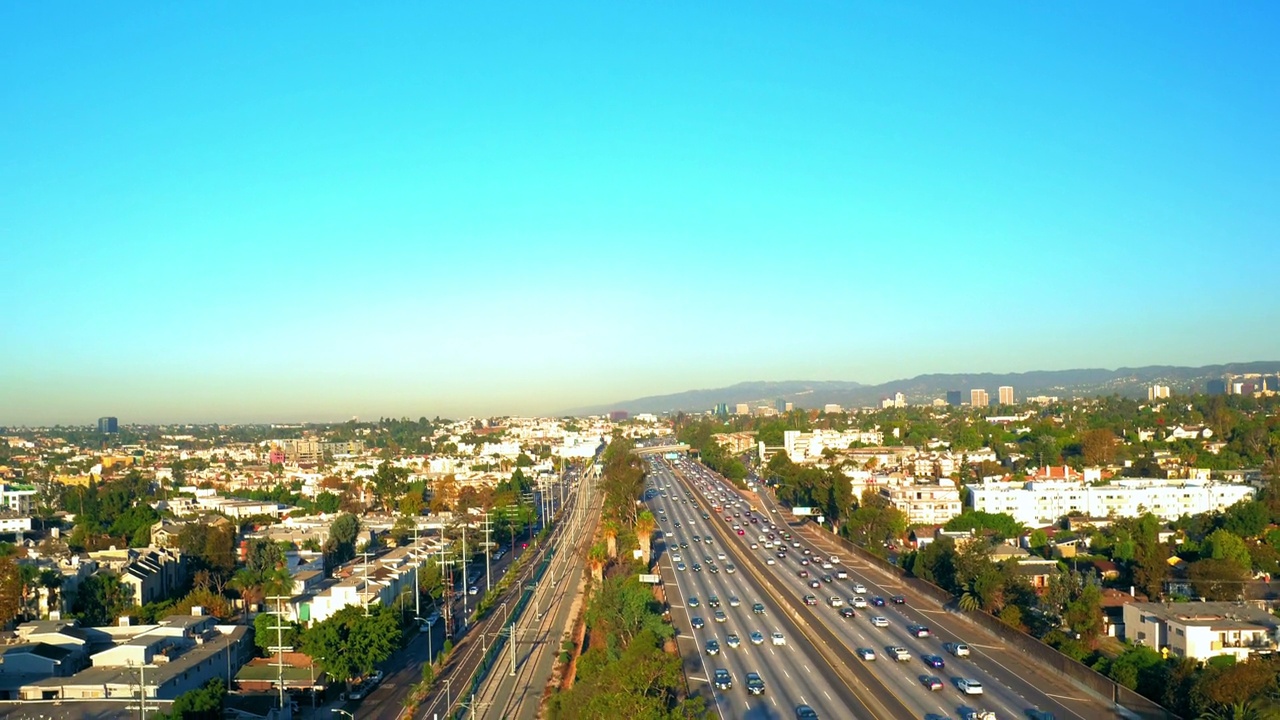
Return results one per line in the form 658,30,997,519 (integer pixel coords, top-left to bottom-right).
958,585,981,613
602,521,618,560
635,511,657,567
588,542,608,584
1198,700,1270,720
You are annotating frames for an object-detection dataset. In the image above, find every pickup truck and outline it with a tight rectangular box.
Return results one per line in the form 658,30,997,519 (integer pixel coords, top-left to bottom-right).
891,646,910,661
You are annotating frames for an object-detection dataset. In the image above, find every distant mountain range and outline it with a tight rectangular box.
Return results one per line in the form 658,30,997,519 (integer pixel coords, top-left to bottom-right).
561,362,1280,416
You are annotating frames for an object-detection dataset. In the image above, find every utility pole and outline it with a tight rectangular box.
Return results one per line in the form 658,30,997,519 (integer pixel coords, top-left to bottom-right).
482,510,492,592
509,620,517,676
359,552,373,616
461,520,469,617
267,595,294,712
132,661,159,720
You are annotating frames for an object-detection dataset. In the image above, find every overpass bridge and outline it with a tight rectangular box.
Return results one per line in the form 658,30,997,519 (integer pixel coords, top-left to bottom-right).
631,443,692,456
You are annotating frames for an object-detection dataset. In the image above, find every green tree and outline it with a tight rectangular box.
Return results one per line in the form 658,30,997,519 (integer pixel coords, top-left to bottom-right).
72,573,133,626
1203,529,1253,570
301,605,402,683
1189,558,1250,601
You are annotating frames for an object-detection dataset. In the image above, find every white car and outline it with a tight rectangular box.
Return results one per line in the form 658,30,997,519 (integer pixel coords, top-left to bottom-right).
853,583,867,594
870,616,889,627
828,597,844,607
852,596,867,608
771,632,786,646
957,679,984,695
829,556,840,564
766,558,776,565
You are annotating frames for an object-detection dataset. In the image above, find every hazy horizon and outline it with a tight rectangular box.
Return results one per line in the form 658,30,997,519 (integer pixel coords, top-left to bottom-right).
3,4,1278,426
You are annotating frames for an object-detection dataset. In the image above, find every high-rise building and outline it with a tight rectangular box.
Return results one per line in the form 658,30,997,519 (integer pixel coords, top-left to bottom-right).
970,389,990,408
735,403,751,416
1148,385,1171,401
97,417,119,434
998,386,1014,405
945,390,962,407
893,392,906,408
1207,379,1226,396
776,399,788,413
715,403,729,417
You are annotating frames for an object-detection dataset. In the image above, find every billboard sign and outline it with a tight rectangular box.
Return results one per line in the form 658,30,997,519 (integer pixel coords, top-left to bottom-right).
791,507,815,516
638,574,662,585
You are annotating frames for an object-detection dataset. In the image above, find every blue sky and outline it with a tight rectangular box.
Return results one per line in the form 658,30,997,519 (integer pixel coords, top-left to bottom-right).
2,3,1278,424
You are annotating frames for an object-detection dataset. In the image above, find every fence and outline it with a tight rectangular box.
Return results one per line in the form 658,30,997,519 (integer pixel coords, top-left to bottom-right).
823,526,1178,720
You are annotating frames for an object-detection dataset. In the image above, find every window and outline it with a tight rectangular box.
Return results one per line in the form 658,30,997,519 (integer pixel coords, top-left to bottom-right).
1176,628,1184,637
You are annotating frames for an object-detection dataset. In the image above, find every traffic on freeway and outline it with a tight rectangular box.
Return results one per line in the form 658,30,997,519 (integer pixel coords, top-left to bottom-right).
644,457,877,720
668,454,1107,720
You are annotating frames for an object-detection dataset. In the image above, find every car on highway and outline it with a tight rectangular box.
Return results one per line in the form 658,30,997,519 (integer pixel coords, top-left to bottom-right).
750,631,765,645
798,570,809,578
771,632,786,646
853,583,867,593
852,596,867,608
705,639,720,656
891,594,906,604
692,563,702,572
688,597,700,608
821,574,833,583
891,646,911,661
835,569,848,579
691,616,705,629
728,596,741,607
714,610,727,623
945,641,971,657
726,633,741,649
908,624,932,638
828,596,844,607
870,596,885,606
922,654,945,669
855,646,877,661
708,595,720,608
920,675,944,691
803,594,817,606
726,564,736,574
807,579,821,589
676,562,687,572
752,602,766,614
795,705,819,719
766,557,776,565
713,668,732,690
839,607,856,618
829,555,840,564
957,678,984,695
745,672,765,695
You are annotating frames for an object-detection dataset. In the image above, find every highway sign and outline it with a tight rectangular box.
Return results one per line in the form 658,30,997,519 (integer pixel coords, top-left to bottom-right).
792,507,815,516
638,573,662,584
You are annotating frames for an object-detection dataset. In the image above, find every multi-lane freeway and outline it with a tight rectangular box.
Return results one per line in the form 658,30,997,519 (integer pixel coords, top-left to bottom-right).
644,458,878,720
659,454,1117,720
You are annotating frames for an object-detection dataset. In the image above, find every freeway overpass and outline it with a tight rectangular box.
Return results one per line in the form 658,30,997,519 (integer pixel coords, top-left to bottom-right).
630,443,691,456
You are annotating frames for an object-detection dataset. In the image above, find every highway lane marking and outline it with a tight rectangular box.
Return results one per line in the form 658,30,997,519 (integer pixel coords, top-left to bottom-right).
1045,692,1090,702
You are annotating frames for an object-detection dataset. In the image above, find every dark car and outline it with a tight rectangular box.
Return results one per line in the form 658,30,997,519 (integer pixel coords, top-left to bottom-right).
745,672,765,695
871,596,886,606
705,639,720,656
795,705,819,719
920,675,943,691
839,607,856,618
890,595,906,604
714,668,732,690
922,654,945,669
752,602,766,615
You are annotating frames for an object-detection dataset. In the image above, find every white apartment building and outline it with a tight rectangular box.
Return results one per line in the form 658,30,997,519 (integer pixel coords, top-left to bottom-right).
969,478,1256,527
1123,602,1279,661
783,429,886,463
1148,385,1171,401
882,479,963,526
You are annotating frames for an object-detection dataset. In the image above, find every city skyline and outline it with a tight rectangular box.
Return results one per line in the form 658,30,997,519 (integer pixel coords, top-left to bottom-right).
3,4,1278,425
